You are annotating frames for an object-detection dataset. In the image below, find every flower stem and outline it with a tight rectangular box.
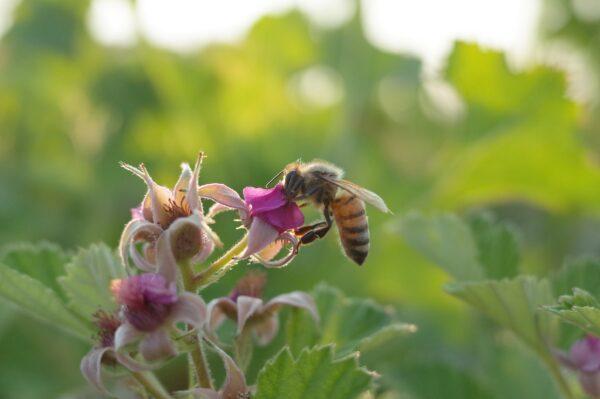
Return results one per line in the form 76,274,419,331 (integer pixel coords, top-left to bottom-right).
194,233,249,289
180,260,214,389
132,371,173,399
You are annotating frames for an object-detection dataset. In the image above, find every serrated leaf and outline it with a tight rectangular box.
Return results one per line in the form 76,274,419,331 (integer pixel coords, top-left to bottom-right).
286,284,413,359
59,243,126,320
0,241,69,299
446,276,557,354
552,257,600,298
254,346,373,399
545,288,600,336
399,212,483,281
0,263,91,340
468,214,519,279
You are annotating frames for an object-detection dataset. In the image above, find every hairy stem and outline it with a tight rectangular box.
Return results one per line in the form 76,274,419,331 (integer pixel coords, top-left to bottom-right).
132,372,173,399
180,260,214,389
194,233,249,289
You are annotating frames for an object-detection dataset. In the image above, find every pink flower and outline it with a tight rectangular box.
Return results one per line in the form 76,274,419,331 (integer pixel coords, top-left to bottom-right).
206,272,318,346
112,234,207,363
119,153,222,275
198,184,304,268
557,335,600,397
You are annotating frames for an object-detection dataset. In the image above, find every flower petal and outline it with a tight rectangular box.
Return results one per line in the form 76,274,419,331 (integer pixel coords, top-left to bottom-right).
156,231,178,283
80,347,113,395
170,292,207,329
139,164,174,228
186,152,205,212
173,162,193,203
206,298,237,333
264,291,320,324
199,183,247,211
571,336,600,372
239,218,280,259
254,314,280,346
258,202,304,233
209,340,249,398
119,219,162,269
139,329,177,362
243,185,287,213
236,296,264,334
114,323,143,351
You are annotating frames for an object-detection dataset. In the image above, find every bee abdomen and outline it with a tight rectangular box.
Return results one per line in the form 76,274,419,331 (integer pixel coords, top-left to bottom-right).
332,194,370,265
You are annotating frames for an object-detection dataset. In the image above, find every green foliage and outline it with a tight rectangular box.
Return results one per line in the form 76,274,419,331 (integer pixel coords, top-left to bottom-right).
545,288,600,337
447,277,556,353
0,262,90,340
399,213,483,281
399,212,520,280
436,42,600,213
285,284,414,359
254,346,373,399
0,241,69,299
0,242,127,342
59,243,125,320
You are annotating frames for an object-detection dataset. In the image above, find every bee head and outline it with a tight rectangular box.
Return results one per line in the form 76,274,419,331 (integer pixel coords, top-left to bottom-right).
283,168,303,200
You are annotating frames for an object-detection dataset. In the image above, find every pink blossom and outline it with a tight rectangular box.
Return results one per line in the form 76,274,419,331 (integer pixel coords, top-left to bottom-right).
198,183,304,267
557,335,600,397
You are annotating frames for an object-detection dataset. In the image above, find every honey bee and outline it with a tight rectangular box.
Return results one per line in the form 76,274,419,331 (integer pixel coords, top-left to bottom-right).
279,160,390,265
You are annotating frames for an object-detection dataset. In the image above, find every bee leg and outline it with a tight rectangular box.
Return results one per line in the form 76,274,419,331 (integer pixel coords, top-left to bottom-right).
297,206,332,245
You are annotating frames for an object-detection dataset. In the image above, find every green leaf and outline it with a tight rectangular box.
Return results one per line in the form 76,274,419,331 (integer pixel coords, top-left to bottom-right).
468,214,520,279
399,212,483,281
0,263,91,340
446,276,557,353
0,242,69,299
545,288,600,336
254,346,373,399
552,257,600,298
58,243,126,320
286,284,414,358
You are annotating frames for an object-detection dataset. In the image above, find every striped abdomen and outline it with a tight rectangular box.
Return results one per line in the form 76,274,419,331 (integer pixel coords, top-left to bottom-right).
332,193,370,265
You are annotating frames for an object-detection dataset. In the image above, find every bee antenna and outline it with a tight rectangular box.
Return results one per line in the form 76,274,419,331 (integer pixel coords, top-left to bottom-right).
266,170,284,187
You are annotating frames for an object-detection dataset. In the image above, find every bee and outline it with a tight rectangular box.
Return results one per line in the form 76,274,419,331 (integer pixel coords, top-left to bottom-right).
279,160,390,265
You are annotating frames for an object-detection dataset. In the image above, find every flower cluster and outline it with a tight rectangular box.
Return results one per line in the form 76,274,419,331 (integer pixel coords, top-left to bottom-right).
81,153,318,396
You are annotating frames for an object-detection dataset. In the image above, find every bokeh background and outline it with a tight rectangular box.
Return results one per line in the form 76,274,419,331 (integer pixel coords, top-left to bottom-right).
1,0,600,397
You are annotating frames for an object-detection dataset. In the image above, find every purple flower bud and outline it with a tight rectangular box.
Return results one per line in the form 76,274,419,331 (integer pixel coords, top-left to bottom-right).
111,274,178,332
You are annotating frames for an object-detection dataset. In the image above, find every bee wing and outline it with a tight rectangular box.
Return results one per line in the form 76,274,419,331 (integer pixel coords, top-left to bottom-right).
317,175,390,213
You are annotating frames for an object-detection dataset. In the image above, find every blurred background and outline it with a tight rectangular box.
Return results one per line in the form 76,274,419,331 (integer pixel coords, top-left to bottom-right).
1,0,600,397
